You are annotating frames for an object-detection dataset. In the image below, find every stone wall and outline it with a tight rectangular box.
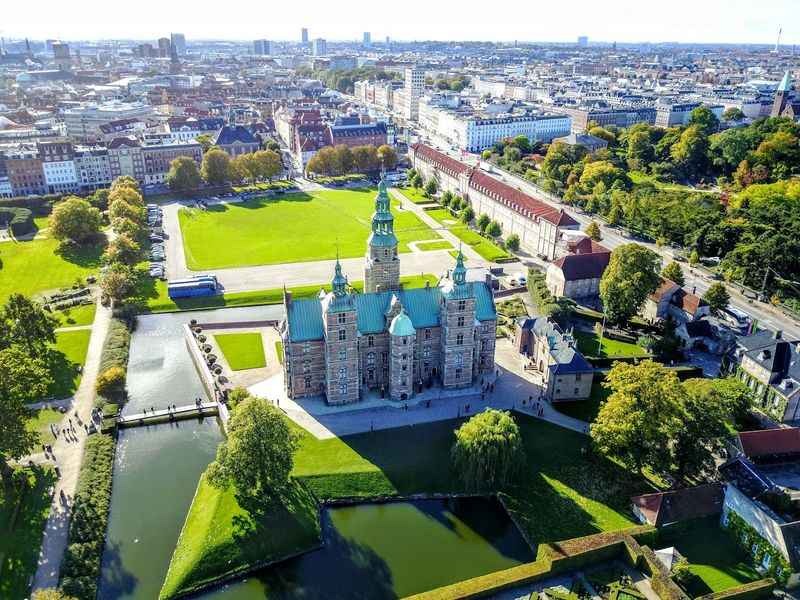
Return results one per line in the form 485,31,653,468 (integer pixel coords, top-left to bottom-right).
440,296,477,387
324,307,360,405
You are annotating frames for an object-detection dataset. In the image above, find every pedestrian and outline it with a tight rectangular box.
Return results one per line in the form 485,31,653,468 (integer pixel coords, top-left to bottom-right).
528,395,532,403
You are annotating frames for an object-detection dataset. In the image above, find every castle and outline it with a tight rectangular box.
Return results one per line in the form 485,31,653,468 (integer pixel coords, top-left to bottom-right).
280,179,497,405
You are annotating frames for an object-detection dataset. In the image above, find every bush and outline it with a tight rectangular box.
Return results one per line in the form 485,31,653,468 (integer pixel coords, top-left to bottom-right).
0,206,34,235
0,193,62,215
59,434,115,600
506,233,520,251
95,318,131,407
95,366,126,397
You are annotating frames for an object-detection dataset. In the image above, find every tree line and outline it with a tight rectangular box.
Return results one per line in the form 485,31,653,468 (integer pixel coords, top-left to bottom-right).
305,144,397,177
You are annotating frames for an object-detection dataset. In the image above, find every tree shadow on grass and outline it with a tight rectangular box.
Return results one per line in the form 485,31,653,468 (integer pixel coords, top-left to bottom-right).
54,237,106,269
202,193,315,214
44,347,81,399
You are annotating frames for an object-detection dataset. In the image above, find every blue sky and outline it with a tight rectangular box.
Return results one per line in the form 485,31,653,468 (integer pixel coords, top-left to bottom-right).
5,0,799,44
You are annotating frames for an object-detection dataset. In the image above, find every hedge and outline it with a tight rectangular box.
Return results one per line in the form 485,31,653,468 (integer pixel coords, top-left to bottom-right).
695,579,776,600
95,317,131,408
0,206,34,235
0,193,62,215
59,434,115,599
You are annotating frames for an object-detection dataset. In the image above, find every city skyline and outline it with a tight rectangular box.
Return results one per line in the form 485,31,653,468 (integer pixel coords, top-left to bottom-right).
5,0,800,45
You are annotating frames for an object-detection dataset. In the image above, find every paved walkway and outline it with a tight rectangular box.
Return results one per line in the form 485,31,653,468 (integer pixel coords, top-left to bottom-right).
54,324,93,333
31,299,112,592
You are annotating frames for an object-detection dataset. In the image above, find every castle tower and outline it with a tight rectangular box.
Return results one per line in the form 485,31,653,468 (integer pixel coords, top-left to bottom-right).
364,177,400,293
771,71,793,117
440,250,477,388
389,307,416,401
321,258,360,405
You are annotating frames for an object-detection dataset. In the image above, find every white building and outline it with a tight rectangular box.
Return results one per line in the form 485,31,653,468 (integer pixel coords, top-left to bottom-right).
396,67,424,121
63,101,154,141
42,160,78,193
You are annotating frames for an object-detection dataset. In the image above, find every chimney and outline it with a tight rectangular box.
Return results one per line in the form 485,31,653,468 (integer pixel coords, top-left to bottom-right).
775,330,783,340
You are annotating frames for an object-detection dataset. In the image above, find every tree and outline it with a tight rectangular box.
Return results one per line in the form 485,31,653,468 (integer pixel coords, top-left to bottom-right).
265,138,281,153
103,234,141,266
703,282,730,314
332,145,354,175
424,179,438,197
253,149,282,181
591,360,686,475
32,590,78,600
511,135,531,153
99,263,135,302
87,188,110,211
0,346,52,486
585,221,602,241
722,107,745,122
506,233,520,251
96,366,126,397
626,130,655,171
195,134,214,153
166,156,202,192
599,244,661,324
410,173,423,189
377,144,398,170
461,206,475,223
306,146,337,177
452,409,524,491
661,261,686,287
1,294,57,357
503,146,522,162
352,145,380,174
108,198,146,225
689,249,700,266
441,190,454,206
486,220,502,238
200,148,232,185
50,197,103,244
477,213,491,233
207,397,298,497
110,175,140,194
108,185,144,209
688,106,720,135
670,125,710,179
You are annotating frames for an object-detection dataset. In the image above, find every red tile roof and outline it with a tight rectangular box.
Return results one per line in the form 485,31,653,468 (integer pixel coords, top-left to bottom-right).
649,278,680,301
739,428,800,458
411,143,471,178
569,237,609,255
553,250,611,281
631,483,723,526
671,288,707,316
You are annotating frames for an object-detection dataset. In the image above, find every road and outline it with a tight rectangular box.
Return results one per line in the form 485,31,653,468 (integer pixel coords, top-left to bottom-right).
415,130,800,339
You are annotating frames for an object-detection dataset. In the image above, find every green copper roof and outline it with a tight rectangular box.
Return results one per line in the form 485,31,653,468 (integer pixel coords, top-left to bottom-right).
286,282,496,342
778,70,793,93
331,258,347,297
389,309,415,336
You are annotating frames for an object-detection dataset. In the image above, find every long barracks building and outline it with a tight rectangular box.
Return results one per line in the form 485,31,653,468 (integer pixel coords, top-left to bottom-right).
409,143,578,260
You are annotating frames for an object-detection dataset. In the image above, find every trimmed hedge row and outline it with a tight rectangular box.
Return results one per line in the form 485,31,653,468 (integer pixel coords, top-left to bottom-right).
59,434,115,599
0,206,34,235
0,193,62,215
695,579,776,600
94,317,131,408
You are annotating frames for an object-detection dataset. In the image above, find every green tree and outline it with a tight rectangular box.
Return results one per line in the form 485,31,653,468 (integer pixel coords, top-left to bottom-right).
670,125,710,179
461,206,475,223
688,106,720,135
377,144,398,170
503,146,522,162
511,135,531,153
477,213,491,233
591,360,686,475
411,173,423,189
452,409,524,491
689,249,700,266
32,590,78,600
200,148,231,185
332,145,354,175
424,179,438,197
87,188,110,211
626,129,655,171
703,282,730,314
99,263,135,302
352,145,380,174
103,234,141,266
599,244,661,324
195,134,214,153
661,261,686,287
50,197,103,244
585,221,602,241
305,147,337,177
166,156,202,192
486,220,502,238
506,233,520,251
1,294,57,358
110,175,140,194
108,198,145,225
253,149,283,181
0,346,52,486
722,107,745,122
588,126,616,145
207,397,298,496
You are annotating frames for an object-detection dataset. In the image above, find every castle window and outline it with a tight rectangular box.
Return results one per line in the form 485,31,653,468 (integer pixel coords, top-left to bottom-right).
457,333,464,345
425,329,431,340
401,378,406,386
339,382,348,395
304,376,312,388
457,316,465,327
458,300,466,311
338,349,347,361
338,330,346,341
338,367,347,380
423,347,431,358
384,249,389,257
576,373,582,381
368,336,374,347
455,353,464,367
403,338,407,345
338,312,347,324
367,352,376,365
574,388,579,395
456,368,462,379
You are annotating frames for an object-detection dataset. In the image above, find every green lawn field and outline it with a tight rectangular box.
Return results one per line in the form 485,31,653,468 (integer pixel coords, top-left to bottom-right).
659,517,760,594
178,189,440,270
0,219,104,304
44,329,92,401
392,187,437,204
426,209,511,262
27,408,64,445
54,302,97,327
573,331,649,358
214,333,266,371
416,240,453,251
0,467,55,599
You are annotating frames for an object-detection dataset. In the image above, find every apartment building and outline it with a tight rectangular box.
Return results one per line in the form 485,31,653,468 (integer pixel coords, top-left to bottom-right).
63,101,154,141
142,140,203,185
38,139,78,193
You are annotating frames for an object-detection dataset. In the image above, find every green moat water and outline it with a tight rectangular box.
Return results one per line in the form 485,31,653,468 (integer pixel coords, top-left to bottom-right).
98,308,532,599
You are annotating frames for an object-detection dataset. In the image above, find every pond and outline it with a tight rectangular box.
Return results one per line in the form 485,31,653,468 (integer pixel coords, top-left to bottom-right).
204,496,535,599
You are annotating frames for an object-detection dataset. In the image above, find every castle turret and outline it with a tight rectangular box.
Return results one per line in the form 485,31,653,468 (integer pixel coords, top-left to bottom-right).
439,249,477,388
321,258,359,405
364,177,400,293
772,71,793,117
389,307,416,401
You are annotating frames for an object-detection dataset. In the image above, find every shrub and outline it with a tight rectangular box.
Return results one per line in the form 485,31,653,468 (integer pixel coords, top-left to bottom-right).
95,318,131,408
486,220,502,238
0,206,34,235
95,366,126,397
506,233,520,251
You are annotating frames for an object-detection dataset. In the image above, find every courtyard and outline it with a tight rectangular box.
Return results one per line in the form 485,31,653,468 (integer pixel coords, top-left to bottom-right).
177,188,442,270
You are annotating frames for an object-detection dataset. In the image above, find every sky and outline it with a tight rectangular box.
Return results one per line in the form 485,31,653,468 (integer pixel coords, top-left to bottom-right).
4,0,800,45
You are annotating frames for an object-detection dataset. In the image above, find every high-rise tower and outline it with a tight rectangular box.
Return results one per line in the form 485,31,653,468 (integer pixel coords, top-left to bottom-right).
364,177,400,293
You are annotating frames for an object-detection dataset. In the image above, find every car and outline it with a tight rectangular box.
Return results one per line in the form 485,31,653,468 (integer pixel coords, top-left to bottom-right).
674,254,688,262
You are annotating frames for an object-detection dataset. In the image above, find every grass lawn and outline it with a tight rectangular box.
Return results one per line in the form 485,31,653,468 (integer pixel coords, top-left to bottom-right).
275,341,284,364
573,331,649,358
658,517,760,595
44,329,92,401
214,333,266,371
178,188,440,270
0,467,56,599
629,171,719,196
27,408,64,445
0,219,104,304
54,302,97,327
553,382,610,423
392,187,437,204
159,476,320,600
416,240,453,251
426,208,511,262
136,272,439,313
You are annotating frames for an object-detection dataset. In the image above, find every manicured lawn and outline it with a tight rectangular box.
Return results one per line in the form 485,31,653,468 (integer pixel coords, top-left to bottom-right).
275,341,284,364
0,467,55,599
159,476,320,600
27,408,64,445
572,331,649,358
44,329,92,400
426,208,511,262
416,240,453,251
392,187,437,204
629,171,719,196
553,382,610,423
54,302,97,327
658,517,760,595
178,188,440,269
214,333,266,371
0,219,104,304
136,272,439,313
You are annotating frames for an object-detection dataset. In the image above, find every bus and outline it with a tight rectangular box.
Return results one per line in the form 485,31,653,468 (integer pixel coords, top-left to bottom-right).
720,307,751,332
168,276,218,299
